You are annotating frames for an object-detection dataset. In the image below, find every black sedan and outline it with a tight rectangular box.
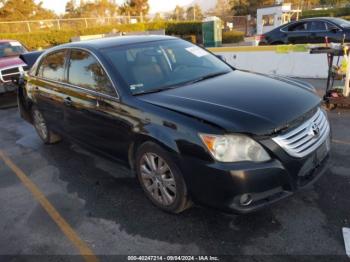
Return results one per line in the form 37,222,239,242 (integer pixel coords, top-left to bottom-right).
18,36,331,214
257,17,350,45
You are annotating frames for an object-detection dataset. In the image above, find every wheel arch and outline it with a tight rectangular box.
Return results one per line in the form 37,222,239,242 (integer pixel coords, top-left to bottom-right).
18,83,34,124
127,129,181,174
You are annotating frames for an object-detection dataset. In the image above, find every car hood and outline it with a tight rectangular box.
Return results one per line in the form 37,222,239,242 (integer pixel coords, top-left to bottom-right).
0,56,26,69
138,70,321,135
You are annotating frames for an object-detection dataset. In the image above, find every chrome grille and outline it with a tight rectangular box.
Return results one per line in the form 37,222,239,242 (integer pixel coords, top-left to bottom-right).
0,65,26,83
272,108,330,158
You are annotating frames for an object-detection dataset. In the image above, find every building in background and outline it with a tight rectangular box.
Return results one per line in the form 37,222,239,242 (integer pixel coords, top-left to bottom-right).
256,3,301,35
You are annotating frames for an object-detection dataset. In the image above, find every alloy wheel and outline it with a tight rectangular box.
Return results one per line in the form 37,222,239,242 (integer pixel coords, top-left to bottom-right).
33,110,48,140
140,153,177,206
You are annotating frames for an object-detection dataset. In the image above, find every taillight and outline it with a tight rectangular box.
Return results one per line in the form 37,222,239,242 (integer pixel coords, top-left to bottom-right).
256,34,266,41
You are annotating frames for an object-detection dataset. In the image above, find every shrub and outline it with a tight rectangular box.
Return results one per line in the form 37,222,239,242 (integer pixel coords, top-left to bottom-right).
301,7,350,19
222,31,245,44
0,22,203,50
165,22,202,35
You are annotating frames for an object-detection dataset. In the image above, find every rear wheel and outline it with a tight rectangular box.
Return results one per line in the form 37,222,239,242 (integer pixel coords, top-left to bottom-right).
32,107,61,144
271,41,284,45
135,142,191,213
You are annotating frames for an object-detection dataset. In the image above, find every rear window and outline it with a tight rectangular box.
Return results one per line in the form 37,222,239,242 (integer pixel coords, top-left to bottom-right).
37,50,67,82
288,22,308,32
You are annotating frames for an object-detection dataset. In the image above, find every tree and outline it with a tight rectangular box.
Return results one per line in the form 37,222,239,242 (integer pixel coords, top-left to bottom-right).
284,0,320,9
0,0,56,21
230,0,275,16
65,0,119,18
186,4,203,21
171,5,186,21
120,0,149,16
152,12,165,22
214,0,233,19
319,0,348,7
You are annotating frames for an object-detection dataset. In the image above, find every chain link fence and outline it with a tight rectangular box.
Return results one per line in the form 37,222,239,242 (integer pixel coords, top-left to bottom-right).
0,16,148,34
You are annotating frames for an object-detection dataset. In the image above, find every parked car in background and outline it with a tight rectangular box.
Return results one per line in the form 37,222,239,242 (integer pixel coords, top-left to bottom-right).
257,17,350,45
0,40,28,107
19,36,330,214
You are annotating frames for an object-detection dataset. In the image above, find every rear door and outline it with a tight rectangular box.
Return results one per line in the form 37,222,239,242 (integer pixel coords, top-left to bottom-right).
32,50,68,134
63,49,131,161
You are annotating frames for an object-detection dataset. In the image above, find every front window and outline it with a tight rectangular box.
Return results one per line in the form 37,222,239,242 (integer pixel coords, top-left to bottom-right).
101,40,232,95
0,41,27,58
67,49,115,96
309,21,327,31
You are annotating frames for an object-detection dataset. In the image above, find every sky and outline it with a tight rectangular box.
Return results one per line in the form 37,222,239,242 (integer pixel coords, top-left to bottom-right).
41,0,194,15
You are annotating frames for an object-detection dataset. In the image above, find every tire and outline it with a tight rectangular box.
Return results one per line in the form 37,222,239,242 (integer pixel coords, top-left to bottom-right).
31,107,61,144
135,142,192,214
271,41,284,45
326,103,337,111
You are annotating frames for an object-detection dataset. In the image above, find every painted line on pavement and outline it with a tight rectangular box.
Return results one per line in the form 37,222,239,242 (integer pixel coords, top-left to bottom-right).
0,150,99,262
332,139,350,146
343,228,350,258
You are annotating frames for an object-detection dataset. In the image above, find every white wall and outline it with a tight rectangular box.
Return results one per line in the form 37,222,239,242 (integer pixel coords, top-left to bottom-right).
215,51,329,78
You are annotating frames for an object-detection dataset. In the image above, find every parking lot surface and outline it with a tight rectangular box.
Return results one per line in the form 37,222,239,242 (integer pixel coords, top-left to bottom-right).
0,80,350,262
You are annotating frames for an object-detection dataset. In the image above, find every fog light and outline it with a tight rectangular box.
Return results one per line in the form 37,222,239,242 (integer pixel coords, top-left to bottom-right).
240,194,253,206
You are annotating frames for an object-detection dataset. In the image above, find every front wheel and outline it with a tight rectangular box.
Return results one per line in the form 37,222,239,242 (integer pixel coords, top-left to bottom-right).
135,142,191,214
32,107,61,144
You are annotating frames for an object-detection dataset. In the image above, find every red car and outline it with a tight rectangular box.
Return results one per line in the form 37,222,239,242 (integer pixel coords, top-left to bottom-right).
0,40,28,107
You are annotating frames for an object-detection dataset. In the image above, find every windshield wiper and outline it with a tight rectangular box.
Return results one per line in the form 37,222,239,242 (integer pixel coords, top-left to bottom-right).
133,71,230,96
133,87,175,96
190,71,230,84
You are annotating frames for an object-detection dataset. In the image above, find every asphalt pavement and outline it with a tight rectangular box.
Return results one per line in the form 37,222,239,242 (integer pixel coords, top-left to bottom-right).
0,79,349,262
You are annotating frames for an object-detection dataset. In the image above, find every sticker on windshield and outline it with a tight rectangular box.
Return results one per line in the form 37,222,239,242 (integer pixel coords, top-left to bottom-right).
9,42,21,47
185,46,208,57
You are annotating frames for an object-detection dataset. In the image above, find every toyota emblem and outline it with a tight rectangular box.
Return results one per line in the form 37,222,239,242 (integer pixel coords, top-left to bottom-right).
311,123,320,137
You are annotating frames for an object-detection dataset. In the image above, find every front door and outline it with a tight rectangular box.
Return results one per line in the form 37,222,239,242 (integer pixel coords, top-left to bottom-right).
63,49,132,162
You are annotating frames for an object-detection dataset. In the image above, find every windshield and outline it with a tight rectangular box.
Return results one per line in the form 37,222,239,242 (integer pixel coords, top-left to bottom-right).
332,18,350,28
102,39,232,95
0,41,26,58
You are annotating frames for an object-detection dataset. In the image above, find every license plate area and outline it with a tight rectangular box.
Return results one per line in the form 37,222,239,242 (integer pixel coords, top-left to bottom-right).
298,137,330,178
315,137,331,165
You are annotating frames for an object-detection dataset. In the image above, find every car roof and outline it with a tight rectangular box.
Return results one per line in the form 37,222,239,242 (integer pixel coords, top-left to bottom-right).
297,17,342,23
0,39,21,43
57,35,177,51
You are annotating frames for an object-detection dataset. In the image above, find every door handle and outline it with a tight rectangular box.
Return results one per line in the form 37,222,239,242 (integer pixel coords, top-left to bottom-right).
63,97,73,107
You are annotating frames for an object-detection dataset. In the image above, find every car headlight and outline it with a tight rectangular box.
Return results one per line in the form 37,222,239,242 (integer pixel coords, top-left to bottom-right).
199,134,271,163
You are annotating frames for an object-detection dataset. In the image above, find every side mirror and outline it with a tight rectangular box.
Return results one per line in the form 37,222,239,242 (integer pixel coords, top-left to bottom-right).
329,26,340,33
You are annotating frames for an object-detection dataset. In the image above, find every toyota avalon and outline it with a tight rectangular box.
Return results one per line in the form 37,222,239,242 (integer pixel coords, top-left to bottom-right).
18,36,330,214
